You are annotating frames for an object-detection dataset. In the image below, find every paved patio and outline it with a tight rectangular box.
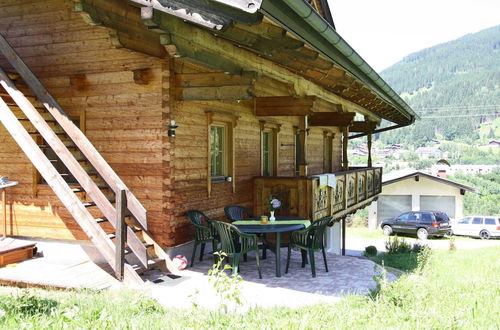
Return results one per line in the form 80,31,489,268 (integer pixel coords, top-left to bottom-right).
0,238,395,309
143,248,394,309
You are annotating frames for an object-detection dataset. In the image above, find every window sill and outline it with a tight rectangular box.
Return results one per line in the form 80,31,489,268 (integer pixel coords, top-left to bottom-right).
211,177,231,184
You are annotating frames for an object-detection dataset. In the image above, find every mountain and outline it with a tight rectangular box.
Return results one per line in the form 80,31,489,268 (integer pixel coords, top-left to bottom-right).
378,25,500,145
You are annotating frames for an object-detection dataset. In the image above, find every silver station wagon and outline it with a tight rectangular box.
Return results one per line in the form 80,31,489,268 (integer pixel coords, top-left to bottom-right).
451,216,500,239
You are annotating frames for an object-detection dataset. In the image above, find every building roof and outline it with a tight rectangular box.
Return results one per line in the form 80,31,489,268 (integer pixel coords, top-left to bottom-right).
115,0,417,126
382,171,480,193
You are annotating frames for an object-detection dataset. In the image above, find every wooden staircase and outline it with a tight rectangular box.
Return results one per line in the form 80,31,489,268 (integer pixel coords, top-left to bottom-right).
0,34,176,285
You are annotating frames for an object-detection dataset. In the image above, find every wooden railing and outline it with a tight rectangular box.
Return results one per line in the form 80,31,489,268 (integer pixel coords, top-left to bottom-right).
0,34,148,230
254,167,382,221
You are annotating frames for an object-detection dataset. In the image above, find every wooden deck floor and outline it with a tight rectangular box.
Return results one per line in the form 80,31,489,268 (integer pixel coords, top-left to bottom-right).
0,238,120,290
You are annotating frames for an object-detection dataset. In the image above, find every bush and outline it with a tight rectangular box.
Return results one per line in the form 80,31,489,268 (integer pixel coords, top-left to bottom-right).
385,236,412,254
364,245,378,257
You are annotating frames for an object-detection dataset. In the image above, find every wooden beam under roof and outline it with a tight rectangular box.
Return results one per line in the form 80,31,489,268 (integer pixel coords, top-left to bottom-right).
349,121,377,133
308,112,355,127
255,96,316,116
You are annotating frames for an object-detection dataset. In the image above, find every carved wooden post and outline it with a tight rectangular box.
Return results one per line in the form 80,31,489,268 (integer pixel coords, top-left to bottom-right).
115,189,127,280
342,126,349,171
367,131,373,167
299,116,308,176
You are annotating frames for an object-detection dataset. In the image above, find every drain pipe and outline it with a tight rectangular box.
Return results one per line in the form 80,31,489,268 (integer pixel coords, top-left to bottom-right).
348,124,405,140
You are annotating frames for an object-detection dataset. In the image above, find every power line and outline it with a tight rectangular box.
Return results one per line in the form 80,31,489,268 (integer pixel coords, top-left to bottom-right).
420,112,500,119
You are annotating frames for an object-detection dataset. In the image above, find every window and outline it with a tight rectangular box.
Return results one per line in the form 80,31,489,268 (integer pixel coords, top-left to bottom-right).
435,213,450,222
262,131,273,176
485,218,496,225
259,121,280,177
210,125,226,179
205,110,238,196
459,217,471,224
397,212,410,221
323,131,334,173
472,217,483,225
421,213,433,222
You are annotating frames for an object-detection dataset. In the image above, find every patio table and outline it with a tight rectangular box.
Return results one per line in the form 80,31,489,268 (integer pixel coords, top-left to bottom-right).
233,216,310,277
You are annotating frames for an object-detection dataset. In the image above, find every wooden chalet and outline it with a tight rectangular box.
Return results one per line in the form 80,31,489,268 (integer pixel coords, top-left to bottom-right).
0,0,417,283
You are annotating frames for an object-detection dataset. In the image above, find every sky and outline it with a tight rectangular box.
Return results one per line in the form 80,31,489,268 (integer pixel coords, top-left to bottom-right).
330,0,500,72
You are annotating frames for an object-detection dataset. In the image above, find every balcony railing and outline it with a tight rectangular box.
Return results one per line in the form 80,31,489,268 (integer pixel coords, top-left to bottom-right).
254,167,382,221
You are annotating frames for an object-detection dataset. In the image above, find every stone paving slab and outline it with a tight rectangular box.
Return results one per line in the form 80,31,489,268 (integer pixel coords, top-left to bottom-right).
144,248,395,309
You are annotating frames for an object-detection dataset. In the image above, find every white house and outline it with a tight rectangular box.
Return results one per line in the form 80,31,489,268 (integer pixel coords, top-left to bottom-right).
368,171,479,230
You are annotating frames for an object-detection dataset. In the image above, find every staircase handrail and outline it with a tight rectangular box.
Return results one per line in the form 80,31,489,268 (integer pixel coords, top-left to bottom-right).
0,33,148,229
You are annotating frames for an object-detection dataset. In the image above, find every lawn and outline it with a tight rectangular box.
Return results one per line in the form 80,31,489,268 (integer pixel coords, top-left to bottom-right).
0,245,498,329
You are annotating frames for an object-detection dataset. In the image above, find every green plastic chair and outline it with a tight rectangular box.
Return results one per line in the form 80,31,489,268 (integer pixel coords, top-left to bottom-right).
210,220,262,279
285,216,333,277
186,210,218,267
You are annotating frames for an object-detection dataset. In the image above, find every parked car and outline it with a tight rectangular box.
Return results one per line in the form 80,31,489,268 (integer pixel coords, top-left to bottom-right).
381,211,452,240
451,216,500,239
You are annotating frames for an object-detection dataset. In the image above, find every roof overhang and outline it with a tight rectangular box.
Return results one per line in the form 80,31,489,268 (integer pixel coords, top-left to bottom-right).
382,171,480,193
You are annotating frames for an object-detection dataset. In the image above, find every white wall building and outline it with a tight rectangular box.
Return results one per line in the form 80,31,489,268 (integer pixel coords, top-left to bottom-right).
368,171,479,230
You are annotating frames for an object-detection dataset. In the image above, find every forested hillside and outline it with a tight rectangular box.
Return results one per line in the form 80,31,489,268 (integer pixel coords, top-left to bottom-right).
379,25,500,146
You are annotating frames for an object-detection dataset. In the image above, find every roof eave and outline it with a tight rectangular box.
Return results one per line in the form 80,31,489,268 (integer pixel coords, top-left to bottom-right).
259,0,418,125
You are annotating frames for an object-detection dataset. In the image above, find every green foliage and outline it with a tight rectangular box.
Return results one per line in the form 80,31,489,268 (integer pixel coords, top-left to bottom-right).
0,247,499,329
385,236,412,254
379,25,500,144
207,251,243,314
364,245,378,257
448,172,500,215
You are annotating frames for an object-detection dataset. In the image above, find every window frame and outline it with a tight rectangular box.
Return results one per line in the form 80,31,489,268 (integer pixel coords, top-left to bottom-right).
205,110,238,196
259,120,280,177
210,124,227,180
323,130,334,173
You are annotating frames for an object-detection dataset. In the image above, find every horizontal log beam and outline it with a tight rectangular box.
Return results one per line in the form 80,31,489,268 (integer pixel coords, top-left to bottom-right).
175,71,258,87
349,121,377,132
175,85,254,101
308,112,355,127
255,96,316,116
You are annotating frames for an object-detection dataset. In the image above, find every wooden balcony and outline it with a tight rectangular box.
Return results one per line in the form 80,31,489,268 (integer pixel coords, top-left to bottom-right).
254,167,382,221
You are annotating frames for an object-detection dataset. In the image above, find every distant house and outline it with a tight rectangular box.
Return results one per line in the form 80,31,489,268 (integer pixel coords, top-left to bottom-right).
431,164,498,177
368,171,478,229
488,140,500,147
415,146,441,159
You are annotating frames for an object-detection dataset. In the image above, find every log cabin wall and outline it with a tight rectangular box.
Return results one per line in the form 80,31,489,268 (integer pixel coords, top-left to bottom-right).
0,0,347,248
171,60,344,244
0,0,172,245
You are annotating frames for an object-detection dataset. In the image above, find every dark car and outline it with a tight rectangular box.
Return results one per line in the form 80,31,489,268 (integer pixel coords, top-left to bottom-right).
380,211,452,240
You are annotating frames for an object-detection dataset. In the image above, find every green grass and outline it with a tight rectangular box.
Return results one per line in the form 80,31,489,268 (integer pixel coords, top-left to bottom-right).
371,253,419,272
1,246,499,329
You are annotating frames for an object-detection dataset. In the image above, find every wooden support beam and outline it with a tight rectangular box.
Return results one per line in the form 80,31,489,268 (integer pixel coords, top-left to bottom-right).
342,126,349,171
367,131,373,168
308,112,355,127
255,96,316,116
349,121,377,133
174,71,257,101
298,116,308,176
115,189,127,281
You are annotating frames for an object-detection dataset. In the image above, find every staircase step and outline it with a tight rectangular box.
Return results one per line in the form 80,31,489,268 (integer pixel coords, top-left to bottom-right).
71,187,85,193
83,202,96,208
18,118,57,123
95,217,108,224
28,131,66,136
107,233,116,240
38,144,78,150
